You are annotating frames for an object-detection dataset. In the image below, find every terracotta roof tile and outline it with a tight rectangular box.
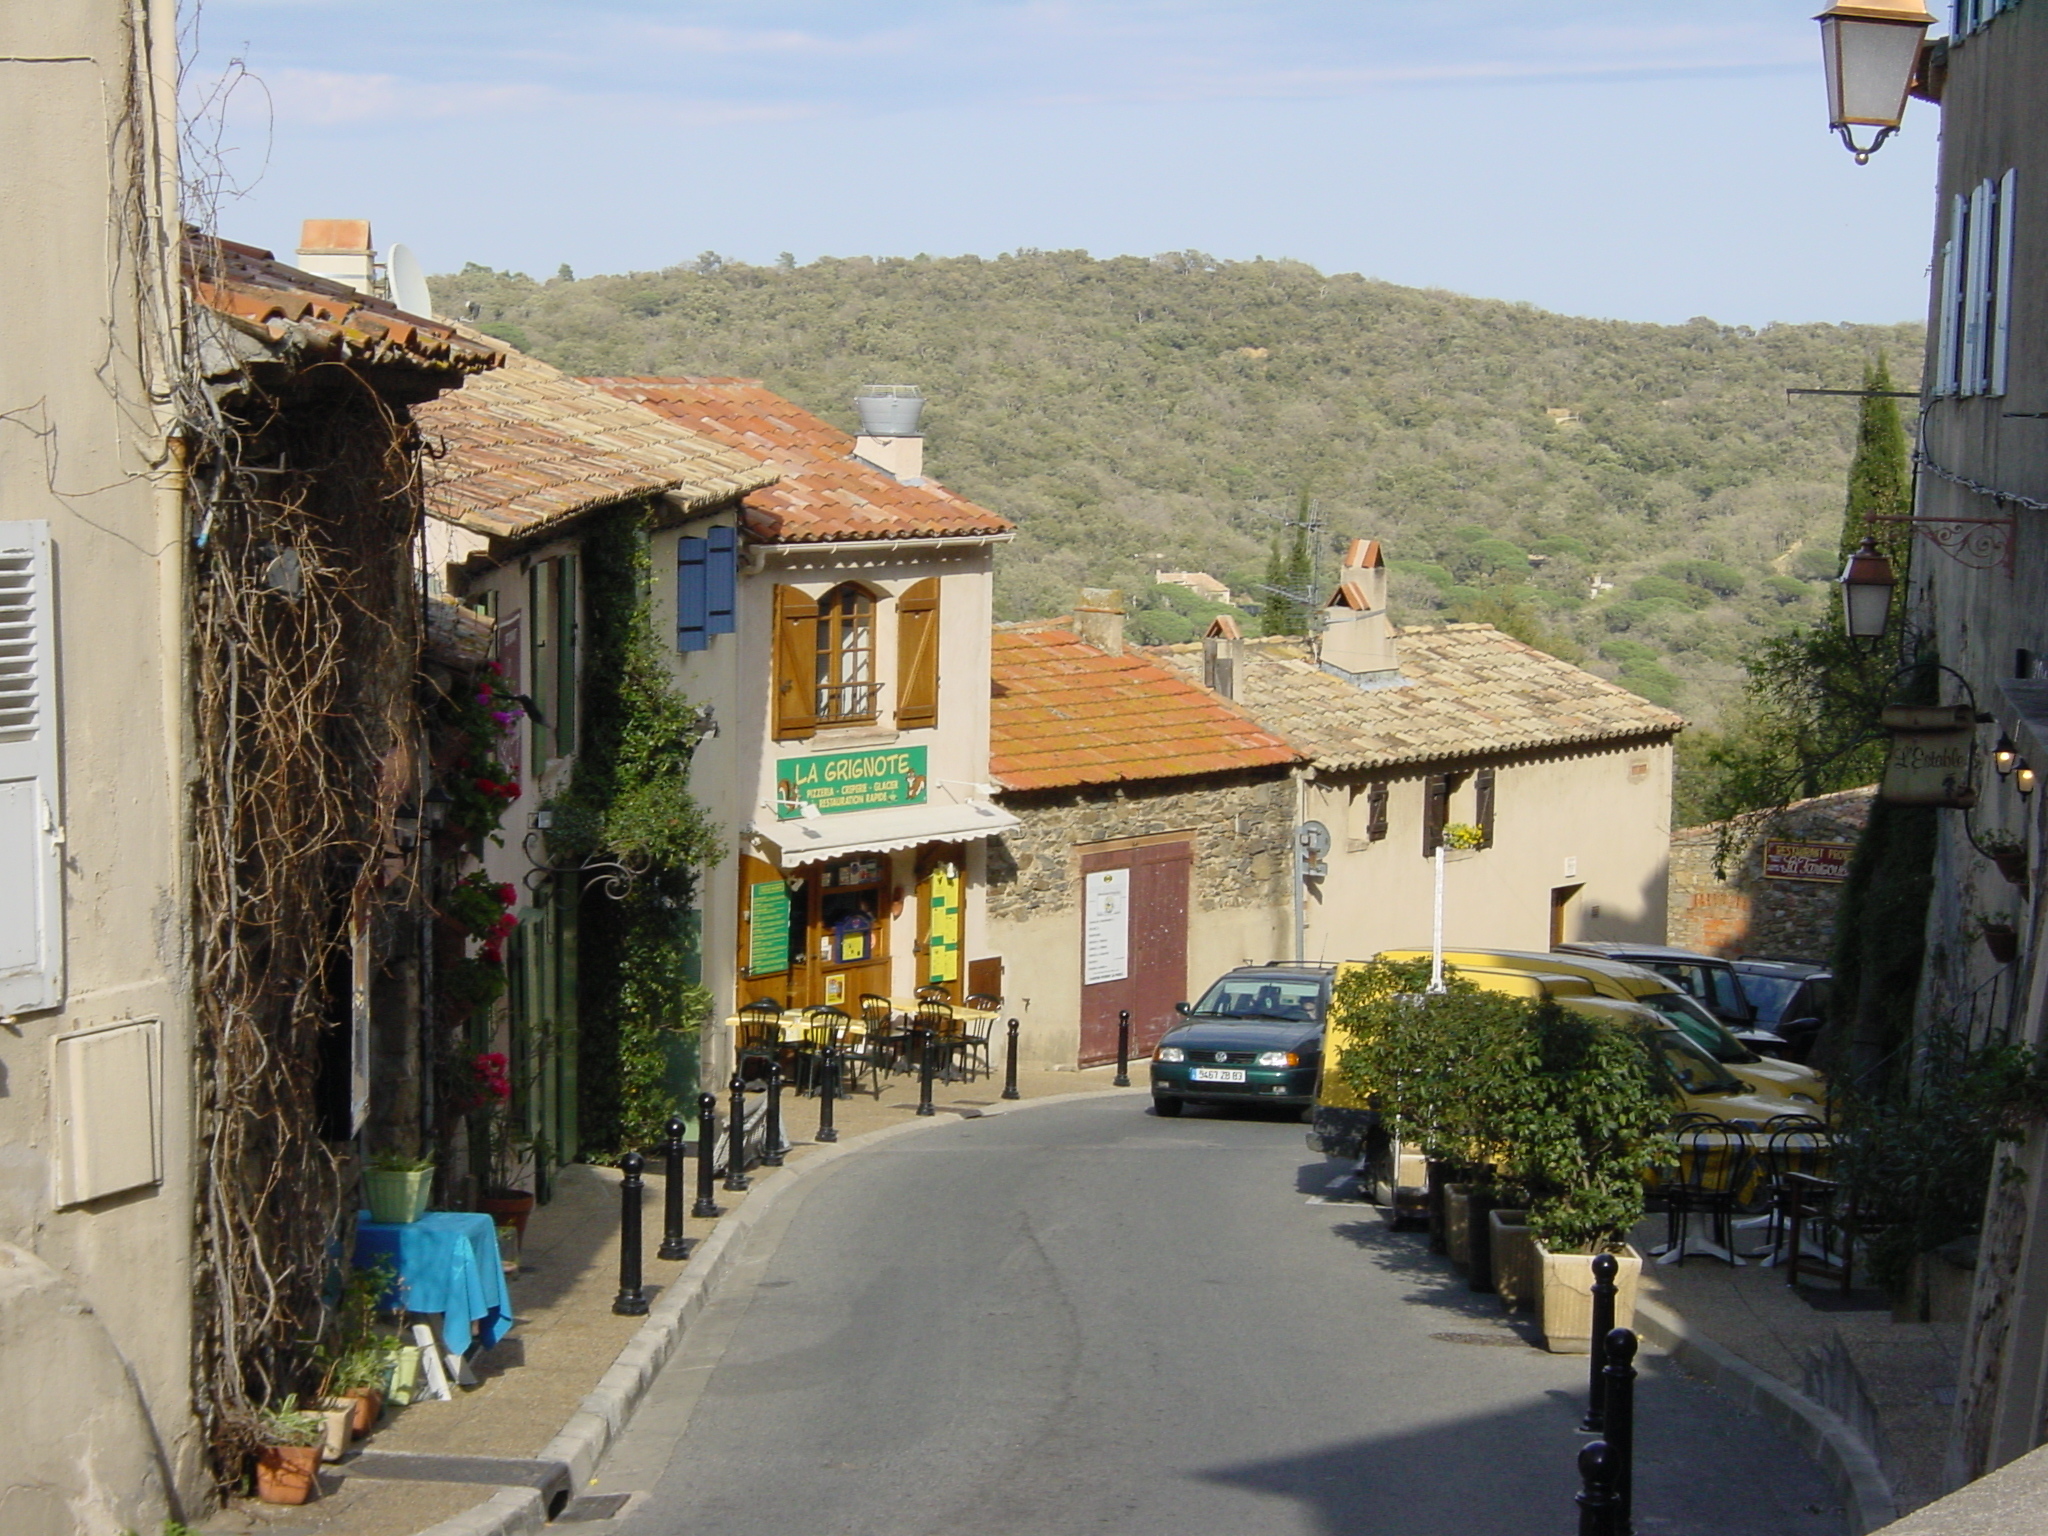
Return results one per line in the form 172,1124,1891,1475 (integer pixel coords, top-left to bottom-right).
1151,625,1685,771
185,232,500,377
584,377,1012,545
989,626,1301,792
416,349,776,543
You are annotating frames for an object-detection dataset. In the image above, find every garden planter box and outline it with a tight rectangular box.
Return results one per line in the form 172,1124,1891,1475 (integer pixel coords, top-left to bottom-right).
1445,1184,1474,1271
1534,1240,1641,1354
253,1444,321,1504
1490,1210,1535,1312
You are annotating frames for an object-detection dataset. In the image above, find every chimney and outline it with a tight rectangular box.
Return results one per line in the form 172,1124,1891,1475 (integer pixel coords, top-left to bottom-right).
1073,588,1125,656
1319,538,1399,682
853,385,925,484
1203,615,1243,699
295,219,379,293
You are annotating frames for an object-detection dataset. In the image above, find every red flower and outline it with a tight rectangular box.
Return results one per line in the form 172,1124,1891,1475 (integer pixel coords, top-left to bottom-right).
497,883,517,905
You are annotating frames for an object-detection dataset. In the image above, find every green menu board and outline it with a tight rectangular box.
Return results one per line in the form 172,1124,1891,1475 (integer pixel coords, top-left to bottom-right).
748,879,790,976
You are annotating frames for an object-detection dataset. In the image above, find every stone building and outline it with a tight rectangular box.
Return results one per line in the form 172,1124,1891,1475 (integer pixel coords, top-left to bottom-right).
1667,787,1873,961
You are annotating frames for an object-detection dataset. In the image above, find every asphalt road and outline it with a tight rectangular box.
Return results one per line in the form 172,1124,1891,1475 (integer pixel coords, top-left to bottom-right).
595,1096,1839,1536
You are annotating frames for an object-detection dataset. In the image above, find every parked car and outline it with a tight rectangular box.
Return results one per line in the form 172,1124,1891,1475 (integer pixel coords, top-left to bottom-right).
1553,941,1766,1036
1149,963,1331,1118
1729,958,1832,1065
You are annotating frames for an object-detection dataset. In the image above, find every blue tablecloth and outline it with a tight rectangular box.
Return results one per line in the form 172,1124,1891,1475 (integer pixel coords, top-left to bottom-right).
354,1210,514,1352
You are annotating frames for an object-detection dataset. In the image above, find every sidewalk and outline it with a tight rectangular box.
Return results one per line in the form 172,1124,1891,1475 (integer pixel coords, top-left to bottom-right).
198,1082,1961,1536
195,1062,1133,1536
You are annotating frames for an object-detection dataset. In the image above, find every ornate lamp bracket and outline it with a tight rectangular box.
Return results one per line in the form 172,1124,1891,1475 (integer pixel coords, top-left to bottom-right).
1869,510,2015,573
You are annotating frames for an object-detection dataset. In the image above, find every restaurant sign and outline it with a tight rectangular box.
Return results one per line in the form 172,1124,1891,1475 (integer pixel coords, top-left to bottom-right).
1879,704,1979,808
1762,840,1855,883
776,746,928,818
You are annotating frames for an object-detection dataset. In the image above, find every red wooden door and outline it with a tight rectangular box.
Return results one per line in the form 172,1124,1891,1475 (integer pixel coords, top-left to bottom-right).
1079,840,1191,1066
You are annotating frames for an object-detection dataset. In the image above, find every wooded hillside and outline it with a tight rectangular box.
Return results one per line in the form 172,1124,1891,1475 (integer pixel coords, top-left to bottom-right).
433,251,1923,723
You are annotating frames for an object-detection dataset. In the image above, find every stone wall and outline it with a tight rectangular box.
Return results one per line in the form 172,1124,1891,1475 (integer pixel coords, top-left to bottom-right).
1668,787,1874,961
986,771,1297,921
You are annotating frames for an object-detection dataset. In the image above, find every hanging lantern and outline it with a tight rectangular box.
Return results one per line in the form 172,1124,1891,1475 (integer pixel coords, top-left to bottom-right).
1817,1,1938,163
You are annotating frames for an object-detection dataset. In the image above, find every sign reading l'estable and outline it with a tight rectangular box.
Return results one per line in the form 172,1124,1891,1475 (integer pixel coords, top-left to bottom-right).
1762,840,1855,882
776,746,928,818
1880,728,1979,807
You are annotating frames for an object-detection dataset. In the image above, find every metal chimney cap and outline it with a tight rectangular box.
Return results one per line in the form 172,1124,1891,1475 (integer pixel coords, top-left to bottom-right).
854,385,925,438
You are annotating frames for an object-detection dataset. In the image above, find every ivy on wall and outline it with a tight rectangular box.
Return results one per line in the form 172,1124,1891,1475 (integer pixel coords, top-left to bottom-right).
550,506,720,1154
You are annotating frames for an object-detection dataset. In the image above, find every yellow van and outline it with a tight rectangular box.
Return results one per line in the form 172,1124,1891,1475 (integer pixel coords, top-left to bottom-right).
1379,947,1828,1110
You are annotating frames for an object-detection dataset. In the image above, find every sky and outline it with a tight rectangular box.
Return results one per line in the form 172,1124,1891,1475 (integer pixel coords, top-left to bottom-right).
181,1,1944,328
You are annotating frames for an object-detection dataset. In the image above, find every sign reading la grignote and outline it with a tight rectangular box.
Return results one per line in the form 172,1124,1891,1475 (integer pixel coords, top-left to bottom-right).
776,746,928,818
1762,841,1855,882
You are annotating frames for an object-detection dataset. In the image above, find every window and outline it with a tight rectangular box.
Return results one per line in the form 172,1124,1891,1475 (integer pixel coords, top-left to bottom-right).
1937,169,2017,397
1954,0,2015,37
774,582,878,740
676,524,737,653
0,521,62,1013
529,552,579,761
1474,768,1496,849
1346,781,1388,846
1422,774,1449,858
895,578,940,729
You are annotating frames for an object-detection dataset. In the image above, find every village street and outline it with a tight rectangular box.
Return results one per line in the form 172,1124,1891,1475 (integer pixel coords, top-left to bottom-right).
589,1097,1837,1536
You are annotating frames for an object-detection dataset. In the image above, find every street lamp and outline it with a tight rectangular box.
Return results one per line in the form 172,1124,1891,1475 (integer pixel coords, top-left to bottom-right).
1817,1,1938,163
1839,535,1897,649
2019,761,2038,798
1995,734,2019,777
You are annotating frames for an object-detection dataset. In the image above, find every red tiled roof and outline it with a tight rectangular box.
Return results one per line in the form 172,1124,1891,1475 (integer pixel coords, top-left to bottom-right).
186,233,500,376
418,347,775,543
584,377,1012,545
990,625,1301,792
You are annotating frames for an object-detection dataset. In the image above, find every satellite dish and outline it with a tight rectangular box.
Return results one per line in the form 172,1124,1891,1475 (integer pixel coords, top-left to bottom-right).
387,242,434,318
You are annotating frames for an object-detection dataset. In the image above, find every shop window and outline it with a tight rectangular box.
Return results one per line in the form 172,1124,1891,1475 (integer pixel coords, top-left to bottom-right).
774,582,877,739
896,577,941,729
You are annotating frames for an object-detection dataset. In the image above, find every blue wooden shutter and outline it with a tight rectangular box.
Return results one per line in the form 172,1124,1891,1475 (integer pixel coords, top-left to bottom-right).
706,525,737,638
1992,169,2017,397
677,536,709,652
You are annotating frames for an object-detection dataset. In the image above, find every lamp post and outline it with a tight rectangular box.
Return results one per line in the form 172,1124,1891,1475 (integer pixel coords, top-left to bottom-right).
1816,1,1937,163
1995,735,2020,777
1839,536,1897,650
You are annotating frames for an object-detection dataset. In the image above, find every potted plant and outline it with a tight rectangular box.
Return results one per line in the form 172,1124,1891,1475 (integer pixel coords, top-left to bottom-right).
250,1397,325,1504
362,1151,434,1225
1980,829,2030,888
1516,1007,1670,1353
1975,911,2022,965
462,1046,554,1237
316,1260,398,1433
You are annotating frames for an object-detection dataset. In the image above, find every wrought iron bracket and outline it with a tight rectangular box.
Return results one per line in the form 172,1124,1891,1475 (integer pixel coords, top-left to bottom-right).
1869,512,2015,574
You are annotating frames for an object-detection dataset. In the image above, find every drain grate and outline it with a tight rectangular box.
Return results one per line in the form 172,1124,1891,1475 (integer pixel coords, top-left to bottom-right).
1430,1330,1529,1347
558,1493,633,1523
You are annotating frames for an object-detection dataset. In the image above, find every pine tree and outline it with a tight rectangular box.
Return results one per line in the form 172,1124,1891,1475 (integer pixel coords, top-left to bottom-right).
1259,493,1317,637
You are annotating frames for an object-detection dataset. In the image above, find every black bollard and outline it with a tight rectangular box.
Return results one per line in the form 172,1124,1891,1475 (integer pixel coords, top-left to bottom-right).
763,1061,785,1166
1575,1440,1617,1536
1581,1251,1619,1431
817,1041,839,1143
723,1073,751,1192
1602,1327,1639,1536
692,1092,723,1218
1002,1017,1021,1101
1114,1009,1132,1086
658,1116,691,1261
916,1024,937,1116
612,1151,649,1315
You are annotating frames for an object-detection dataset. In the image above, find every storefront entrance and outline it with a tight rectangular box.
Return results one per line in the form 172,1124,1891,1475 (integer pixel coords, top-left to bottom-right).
738,852,892,1009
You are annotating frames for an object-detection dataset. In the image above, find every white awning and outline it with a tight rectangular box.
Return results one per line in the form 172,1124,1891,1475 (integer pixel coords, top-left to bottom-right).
751,799,1020,867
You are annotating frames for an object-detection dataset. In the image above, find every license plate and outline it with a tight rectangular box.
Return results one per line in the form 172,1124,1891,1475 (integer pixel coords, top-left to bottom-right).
1191,1067,1246,1083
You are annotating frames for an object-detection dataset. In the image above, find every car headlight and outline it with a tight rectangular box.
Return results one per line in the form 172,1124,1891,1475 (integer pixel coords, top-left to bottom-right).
1255,1050,1300,1068
1155,1046,1185,1063
1790,1092,1816,1104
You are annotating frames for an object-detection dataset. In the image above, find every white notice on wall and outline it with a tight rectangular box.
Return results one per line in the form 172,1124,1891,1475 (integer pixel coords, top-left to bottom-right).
1083,868,1130,985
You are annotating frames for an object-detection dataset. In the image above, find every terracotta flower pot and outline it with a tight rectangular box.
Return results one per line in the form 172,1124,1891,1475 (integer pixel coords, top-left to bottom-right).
1983,925,2021,964
340,1388,382,1436
253,1444,321,1505
1534,1240,1642,1355
479,1188,536,1240
1993,849,2030,887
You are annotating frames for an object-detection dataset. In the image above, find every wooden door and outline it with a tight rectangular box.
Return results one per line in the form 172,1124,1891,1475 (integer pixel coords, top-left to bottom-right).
804,854,891,1009
1079,840,1191,1066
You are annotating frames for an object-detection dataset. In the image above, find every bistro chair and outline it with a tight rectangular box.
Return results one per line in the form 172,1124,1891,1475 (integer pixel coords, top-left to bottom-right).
1748,1114,1831,1264
1651,1113,1744,1267
736,999,784,1083
912,998,958,1080
956,994,1004,1082
794,1006,853,1096
861,994,912,1078
915,983,954,1004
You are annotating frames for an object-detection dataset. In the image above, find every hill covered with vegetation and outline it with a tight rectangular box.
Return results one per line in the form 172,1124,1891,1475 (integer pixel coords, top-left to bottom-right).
434,251,1922,723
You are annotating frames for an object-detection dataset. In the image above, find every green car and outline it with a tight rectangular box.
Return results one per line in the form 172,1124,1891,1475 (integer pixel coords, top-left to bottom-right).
1149,964,1330,1117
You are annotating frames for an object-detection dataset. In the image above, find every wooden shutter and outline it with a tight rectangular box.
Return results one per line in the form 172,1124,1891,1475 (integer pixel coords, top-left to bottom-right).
1964,181,1990,394
1936,225,1960,397
677,536,709,652
706,524,737,637
1992,169,2018,397
1367,780,1388,843
1422,774,1448,858
895,577,940,730
556,552,579,757
0,522,62,1014
773,585,820,741
1475,768,1496,849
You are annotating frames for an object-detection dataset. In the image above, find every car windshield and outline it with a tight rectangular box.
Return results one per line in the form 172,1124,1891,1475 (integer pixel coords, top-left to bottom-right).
1647,959,1752,1020
1651,1030,1747,1096
1636,990,1753,1063
1736,973,1804,1025
1191,976,1322,1023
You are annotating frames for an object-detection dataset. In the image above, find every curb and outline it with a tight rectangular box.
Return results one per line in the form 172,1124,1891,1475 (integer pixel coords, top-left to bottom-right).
1633,1296,1900,1535
411,1087,1143,1536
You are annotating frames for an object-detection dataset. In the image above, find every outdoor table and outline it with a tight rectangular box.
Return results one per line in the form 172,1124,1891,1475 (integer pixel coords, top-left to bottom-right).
1653,1124,1832,1267
354,1209,514,1354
